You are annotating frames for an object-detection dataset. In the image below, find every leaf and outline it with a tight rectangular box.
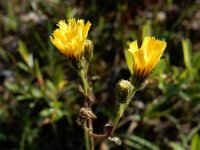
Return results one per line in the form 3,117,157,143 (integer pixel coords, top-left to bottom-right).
178,91,191,102
0,47,10,62
65,6,77,19
125,135,160,150
17,62,30,72
193,52,200,70
40,108,52,117
142,20,152,39
191,134,200,150
124,139,144,149
152,59,167,76
34,59,44,87
16,95,32,101
5,82,20,92
7,1,17,31
182,38,192,69
124,50,133,75
33,32,46,52
187,124,200,142
30,88,43,99
17,41,33,68
170,142,184,150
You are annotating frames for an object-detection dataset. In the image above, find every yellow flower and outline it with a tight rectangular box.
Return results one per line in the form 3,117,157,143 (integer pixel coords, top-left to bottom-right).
128,36,166,86
50,18,91,59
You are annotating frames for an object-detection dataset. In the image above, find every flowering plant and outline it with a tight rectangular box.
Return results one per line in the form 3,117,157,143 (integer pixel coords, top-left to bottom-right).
50,18,167,150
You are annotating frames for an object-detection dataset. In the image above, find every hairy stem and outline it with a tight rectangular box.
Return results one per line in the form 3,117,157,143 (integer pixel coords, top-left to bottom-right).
111,88,137,135
84,122,90,150
79,68,94,150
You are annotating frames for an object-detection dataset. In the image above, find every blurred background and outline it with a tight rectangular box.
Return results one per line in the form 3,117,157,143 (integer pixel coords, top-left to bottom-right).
0,0,200,150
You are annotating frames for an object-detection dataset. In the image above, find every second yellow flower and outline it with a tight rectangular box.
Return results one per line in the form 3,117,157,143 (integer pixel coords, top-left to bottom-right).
128,36,167,87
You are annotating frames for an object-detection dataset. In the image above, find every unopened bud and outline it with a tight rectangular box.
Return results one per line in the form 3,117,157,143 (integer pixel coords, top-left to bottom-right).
84,40,93,63
115,80,134,104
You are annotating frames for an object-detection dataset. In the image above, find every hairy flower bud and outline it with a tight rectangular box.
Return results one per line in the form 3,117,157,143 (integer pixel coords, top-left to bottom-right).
84,40,93,63
115,80,134,104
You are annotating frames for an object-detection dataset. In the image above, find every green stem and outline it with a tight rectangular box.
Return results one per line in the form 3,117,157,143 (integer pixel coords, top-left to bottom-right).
84,123,90,150
113,104,124,126
112,88,138,133
80,69,89,95
79,68,94,150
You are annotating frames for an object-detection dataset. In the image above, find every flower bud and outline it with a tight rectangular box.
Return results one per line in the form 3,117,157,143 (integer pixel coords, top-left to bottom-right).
115,80,134,104
84,40,93,63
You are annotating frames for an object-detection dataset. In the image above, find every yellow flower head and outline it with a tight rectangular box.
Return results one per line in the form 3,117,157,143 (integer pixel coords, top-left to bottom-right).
128,36,166,86
50,18,91,59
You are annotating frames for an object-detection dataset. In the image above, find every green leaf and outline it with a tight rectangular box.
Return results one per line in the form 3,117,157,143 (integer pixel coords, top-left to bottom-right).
17,41,33,68
178,91,191,102
193,52,200,70
7,1,18,31
40,108,52,117
16,95,32,101
33,32,46,52
5,82,20,92
65,6,77,19
170,142,184,150
34,59,44,87
142,20,152,39
182,38,192,69
17,62,30,72
124,139,144,149
191,134,200,150
187,124,200,142
0,47,10,62
30,88,43,99
152,59,167,76
124,50,133,75
125,135,160,150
